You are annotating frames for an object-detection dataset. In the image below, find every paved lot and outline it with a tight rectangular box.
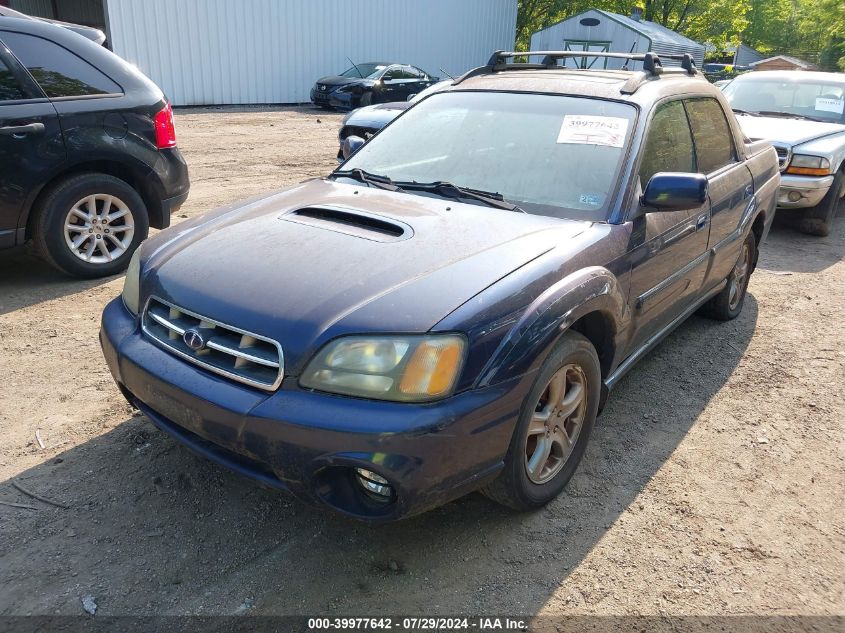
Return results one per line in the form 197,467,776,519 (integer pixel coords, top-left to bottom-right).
0,107,843,619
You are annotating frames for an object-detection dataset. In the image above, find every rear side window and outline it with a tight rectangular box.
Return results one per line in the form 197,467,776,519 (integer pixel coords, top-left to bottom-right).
1,31,120,98
639,100,696,185
0,56,25,101
684,98,736,173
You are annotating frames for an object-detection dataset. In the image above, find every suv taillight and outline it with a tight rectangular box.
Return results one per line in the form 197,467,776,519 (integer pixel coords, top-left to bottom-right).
153,102,177,149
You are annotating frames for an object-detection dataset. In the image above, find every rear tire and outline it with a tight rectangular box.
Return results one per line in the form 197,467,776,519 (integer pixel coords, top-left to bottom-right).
799,170,843,237
33,173,149,278
700,231,756,321
482,331,600,511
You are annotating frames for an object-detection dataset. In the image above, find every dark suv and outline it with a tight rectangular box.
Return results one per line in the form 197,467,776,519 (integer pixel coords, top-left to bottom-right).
0,17,189,277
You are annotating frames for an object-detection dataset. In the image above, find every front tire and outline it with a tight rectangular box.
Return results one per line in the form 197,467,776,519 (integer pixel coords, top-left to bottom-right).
798,170,843,237
482,331,601,511
33,173,149,278
701,231,756,321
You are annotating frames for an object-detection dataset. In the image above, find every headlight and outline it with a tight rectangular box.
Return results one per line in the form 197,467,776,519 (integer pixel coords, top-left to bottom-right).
300,334,466,402
786,154,831,176
121,248,141,315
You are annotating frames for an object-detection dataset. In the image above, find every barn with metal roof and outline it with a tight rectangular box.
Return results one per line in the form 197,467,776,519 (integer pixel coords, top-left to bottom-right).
530,8,705,72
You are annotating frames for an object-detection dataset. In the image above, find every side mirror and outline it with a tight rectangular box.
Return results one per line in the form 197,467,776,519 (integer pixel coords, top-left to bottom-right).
341,135,366,160
641,172,708,211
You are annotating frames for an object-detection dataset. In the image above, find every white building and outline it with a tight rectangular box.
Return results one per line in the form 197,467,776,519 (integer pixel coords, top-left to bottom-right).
8,0,517,105
530,8,705,71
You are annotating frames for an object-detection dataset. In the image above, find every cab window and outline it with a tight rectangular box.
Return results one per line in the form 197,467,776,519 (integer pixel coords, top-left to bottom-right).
639,100,696,186
684,98,736,173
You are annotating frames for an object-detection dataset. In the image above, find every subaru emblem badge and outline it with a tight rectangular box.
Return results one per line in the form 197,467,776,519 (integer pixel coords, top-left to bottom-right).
183,329,205,351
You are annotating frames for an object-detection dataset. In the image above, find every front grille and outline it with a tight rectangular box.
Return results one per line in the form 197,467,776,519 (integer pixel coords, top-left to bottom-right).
773,145,790,172
142,297,284,391
339,125,377,140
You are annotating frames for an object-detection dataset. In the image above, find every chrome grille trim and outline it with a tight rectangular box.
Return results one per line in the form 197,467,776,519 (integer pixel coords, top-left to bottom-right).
142,296,284,391
773,144,790,172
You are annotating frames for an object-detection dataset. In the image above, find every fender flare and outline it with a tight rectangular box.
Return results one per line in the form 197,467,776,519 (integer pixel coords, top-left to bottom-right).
476,266,628,387
16,153,159,237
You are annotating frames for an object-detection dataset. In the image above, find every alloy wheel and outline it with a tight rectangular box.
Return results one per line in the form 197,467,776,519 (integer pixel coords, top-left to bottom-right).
728,241,752,311
524,364,588,484
63,194,135,264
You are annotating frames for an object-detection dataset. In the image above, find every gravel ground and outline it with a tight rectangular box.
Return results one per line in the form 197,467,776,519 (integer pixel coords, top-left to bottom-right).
0,106,842,620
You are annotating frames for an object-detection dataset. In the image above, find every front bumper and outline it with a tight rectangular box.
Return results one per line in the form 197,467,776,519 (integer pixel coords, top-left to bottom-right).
777,174,834,209
310,87,356,110
100,298,529,520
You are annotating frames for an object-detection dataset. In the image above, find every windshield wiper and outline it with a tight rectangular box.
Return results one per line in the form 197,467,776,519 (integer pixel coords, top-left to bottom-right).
393,180,524,212
731,108,759,117
756,111,826,122
331,168,401,191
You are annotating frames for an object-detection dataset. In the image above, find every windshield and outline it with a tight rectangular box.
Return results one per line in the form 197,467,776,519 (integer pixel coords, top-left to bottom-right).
724,77,845,123
339,92,636,221
340,63,385,79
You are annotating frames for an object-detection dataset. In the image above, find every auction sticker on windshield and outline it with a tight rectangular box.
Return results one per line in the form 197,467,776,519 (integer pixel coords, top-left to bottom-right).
815,97,844,115
557,115,629,147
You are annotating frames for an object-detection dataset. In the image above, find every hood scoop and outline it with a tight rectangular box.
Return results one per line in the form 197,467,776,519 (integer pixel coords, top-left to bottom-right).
283,206,413,242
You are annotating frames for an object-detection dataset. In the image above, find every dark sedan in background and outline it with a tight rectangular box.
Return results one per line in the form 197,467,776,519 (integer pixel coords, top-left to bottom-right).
336,80,452,159
311,61,437,110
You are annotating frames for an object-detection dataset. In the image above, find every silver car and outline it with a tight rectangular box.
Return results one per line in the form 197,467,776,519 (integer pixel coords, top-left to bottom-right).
724,70,845,236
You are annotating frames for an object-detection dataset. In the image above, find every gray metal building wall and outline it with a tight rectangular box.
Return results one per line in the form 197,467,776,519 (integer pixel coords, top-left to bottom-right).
104,0,517,106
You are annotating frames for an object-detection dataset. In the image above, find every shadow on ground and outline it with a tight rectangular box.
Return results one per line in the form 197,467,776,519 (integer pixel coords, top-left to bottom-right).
757,206,845,274
0,247,115,316
0,296,758,617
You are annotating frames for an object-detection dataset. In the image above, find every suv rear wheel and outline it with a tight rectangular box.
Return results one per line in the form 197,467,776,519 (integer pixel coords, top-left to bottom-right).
33,173,149,278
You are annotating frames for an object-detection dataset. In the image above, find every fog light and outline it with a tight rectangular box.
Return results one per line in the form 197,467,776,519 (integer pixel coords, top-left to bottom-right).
788,191,802,202
355,468,394,500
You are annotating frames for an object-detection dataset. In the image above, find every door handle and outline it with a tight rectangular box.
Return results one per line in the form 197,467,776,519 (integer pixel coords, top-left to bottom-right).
0,122,45,137
696,213,708,229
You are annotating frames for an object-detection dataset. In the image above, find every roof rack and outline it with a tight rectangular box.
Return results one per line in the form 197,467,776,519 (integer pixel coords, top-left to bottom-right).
453,50,700,93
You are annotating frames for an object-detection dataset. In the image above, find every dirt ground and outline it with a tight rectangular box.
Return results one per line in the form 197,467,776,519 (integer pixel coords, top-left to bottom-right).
0,107,843,621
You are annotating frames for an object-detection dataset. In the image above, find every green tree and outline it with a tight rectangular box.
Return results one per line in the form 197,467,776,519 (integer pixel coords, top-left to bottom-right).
516,0,845,70
796,0,845,69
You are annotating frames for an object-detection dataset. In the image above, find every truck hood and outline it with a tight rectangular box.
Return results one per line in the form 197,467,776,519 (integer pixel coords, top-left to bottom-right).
143,179,588,372
736,114,845,147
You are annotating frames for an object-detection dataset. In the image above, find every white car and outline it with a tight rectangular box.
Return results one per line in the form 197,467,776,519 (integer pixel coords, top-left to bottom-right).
723,71,845,236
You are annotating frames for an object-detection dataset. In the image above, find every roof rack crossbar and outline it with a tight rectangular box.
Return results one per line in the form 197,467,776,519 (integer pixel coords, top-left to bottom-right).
485,50,697,77
453,50,698,91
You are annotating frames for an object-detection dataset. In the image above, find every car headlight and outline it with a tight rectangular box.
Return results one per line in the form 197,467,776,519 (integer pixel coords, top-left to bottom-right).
121,248,141,316
786,154,831,176
300,334,466,402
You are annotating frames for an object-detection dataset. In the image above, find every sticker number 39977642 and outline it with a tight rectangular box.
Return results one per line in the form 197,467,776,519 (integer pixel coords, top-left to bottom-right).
557,115,630,148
